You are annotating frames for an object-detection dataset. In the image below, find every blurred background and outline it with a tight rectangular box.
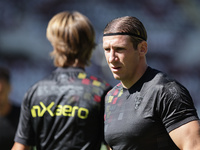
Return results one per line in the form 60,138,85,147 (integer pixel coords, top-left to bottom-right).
0,0,200,114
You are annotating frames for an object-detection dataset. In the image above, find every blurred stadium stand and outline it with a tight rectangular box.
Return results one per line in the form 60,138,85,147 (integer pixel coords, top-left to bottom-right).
0,0,200,115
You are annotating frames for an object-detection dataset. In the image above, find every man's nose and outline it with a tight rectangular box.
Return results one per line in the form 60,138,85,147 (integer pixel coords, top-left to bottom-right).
108,49,117,63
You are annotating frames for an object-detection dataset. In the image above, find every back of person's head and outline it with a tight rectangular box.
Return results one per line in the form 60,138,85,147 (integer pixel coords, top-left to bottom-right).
0,67,10,84
0,66,11,98
104,16,147,49
46,11,95,67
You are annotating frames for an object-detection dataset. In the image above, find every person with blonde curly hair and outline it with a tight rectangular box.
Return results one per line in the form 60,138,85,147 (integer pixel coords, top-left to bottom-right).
12,11,111,150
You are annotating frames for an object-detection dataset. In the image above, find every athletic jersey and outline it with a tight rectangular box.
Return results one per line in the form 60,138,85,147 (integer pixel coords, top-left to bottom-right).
104,67,199,150
0,104,20,150
14,67,111,150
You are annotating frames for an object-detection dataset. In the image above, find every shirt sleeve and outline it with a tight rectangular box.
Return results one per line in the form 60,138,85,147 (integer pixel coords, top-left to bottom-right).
14,90,35,146
158,81,199,133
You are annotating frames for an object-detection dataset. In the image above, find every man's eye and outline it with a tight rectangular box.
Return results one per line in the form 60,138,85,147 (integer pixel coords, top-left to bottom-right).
104,48,110,51
116,48,124,51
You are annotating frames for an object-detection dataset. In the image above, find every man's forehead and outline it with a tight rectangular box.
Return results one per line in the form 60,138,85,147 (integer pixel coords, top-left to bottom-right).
103,35,130,46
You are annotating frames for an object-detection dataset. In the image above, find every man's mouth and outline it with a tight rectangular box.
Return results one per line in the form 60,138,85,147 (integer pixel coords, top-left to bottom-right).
110,66,121,72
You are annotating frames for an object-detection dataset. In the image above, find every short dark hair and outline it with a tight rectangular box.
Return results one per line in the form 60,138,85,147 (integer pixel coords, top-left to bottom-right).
104,16,147,49
0,67,10,83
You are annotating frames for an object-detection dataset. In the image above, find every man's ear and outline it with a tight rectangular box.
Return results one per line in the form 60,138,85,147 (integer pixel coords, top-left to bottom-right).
0,82,2,93
138,41,147,56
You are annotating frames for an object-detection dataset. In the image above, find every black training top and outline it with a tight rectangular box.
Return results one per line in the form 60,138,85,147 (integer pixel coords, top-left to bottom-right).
14,67,111,150
104,67,199,150
0,104,20,150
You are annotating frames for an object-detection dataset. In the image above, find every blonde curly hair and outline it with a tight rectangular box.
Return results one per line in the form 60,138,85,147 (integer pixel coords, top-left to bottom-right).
46,11,95,67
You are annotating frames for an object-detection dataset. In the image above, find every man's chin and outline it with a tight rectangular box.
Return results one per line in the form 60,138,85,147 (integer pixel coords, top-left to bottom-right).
113,74,121,80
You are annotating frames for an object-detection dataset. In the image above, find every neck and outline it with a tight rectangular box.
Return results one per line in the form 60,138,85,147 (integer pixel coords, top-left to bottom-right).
121,63,148,89
0,100,11,116
71,59,85,68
